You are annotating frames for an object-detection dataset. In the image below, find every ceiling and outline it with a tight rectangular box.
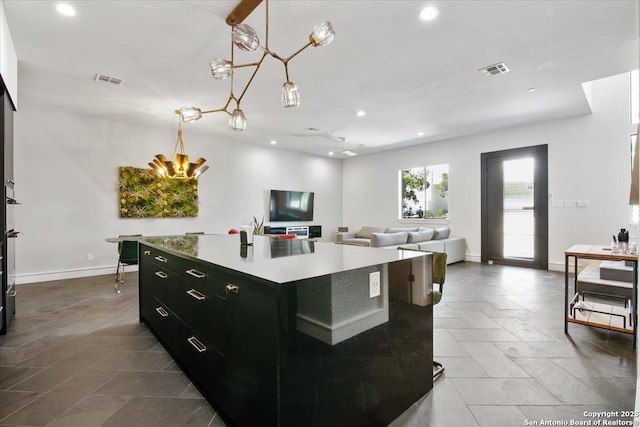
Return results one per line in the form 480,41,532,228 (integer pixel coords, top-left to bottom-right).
3,0,638,158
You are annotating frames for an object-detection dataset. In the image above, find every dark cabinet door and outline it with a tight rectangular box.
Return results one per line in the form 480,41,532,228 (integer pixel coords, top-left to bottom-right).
145,296,180,351
0,87,13,335
178,322,227,406
175,280,227,357
225,275,278,426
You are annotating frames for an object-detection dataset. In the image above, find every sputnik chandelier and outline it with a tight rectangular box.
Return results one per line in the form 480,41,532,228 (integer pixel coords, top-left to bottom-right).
176,0,335,131
148,111,209,179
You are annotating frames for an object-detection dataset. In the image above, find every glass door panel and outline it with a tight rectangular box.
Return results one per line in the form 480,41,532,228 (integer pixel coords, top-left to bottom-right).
503,157,534,259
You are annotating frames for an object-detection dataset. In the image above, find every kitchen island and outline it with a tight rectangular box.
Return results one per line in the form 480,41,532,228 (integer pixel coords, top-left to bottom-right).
139,234,434,427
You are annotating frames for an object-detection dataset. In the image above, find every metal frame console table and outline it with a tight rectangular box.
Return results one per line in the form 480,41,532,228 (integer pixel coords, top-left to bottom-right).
564,244,638,348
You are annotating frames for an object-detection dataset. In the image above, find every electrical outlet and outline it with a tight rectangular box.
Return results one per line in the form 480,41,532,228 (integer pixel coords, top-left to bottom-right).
369,271,380,298
87,253,94,262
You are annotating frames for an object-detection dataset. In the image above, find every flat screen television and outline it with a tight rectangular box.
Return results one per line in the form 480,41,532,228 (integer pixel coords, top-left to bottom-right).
269,190,314,222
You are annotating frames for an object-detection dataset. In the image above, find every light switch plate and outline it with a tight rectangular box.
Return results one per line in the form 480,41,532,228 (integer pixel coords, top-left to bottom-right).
369,271,381,298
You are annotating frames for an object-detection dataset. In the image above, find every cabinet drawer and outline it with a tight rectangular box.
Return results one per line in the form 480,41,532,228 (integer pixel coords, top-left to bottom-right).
178,324,227,406
141,245,179,274
174,258,228,298
141,260,181,305
144,296,179,351
177,282,227,356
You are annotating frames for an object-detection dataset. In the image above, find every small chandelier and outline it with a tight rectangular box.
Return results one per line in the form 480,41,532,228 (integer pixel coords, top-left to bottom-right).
177,0,335,131
148,111,209,179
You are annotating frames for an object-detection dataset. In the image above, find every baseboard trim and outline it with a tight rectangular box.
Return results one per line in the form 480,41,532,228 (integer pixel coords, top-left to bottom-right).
16,265,138,285
465,255,566,272
465,254,481,263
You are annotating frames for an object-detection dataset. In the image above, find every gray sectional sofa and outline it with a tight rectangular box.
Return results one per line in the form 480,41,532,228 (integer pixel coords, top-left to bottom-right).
335,226,466,264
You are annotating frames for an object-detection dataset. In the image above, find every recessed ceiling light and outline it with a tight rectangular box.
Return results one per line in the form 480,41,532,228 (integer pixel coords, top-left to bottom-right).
417,132,425,136
528,88,536,92
356,110,366,117
270,140,277,145
419,6,439,22
328,151,334,156
55,3,77,17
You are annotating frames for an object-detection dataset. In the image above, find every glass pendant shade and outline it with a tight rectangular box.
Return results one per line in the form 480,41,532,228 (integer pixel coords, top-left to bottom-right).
229,108,247,131
209,59,232,80
179,106,202,123
281,82,300,108
232,24,259,51
309,21,335,47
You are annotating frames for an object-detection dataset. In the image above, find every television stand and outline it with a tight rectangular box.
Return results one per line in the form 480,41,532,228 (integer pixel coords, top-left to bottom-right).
285,226,308,238
264,225,322,239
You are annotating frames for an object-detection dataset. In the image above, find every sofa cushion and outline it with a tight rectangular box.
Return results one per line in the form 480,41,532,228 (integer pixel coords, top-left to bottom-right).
432,227,451,240
418,227,434,233
337,238,371,247
407,229,434,243
370,231,408,247
356,226,385,238
386,227,418,233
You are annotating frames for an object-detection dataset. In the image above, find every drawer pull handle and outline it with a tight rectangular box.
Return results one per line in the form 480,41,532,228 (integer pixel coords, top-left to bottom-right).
186,269,206,279
226,284,239,295
155,307,168,317
154,256,168,263
187,337,207,353
186,289,206,301
144,250,151,256
154,271,168,279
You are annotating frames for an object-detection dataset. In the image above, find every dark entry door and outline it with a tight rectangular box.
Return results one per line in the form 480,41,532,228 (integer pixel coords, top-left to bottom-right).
481,145,548,269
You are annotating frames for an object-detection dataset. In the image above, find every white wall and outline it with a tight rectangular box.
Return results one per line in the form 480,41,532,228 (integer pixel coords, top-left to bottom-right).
14,106,343,283
343,72,636,270
0,1,17,107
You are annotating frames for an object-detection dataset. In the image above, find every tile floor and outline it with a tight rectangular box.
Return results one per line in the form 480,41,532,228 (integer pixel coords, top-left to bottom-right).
0,262,636,427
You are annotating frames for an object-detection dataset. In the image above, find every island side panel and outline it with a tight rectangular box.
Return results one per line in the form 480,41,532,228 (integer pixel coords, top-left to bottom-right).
278,255,433,427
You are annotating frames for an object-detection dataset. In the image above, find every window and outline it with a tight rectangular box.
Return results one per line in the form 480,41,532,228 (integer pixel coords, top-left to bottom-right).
399,164,449,219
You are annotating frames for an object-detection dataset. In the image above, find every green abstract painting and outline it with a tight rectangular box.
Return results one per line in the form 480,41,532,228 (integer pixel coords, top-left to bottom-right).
119,166,199,218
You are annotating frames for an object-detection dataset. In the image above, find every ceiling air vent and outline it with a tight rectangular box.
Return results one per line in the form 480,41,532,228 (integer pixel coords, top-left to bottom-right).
478,62,509,77
94,73,123,85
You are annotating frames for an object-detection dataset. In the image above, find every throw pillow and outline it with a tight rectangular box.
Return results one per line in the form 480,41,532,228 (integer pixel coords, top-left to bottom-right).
432,227,451,240
407,229,434,243
386,227,418,233
356,226,385,238
370,231,408,247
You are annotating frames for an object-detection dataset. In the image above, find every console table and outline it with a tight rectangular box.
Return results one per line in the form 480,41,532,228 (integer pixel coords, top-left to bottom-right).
139,234,434,426
564,244,638,348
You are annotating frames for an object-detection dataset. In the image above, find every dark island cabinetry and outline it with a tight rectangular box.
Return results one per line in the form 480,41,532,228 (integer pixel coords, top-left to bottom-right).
139,234,433,427
139,242,277,425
